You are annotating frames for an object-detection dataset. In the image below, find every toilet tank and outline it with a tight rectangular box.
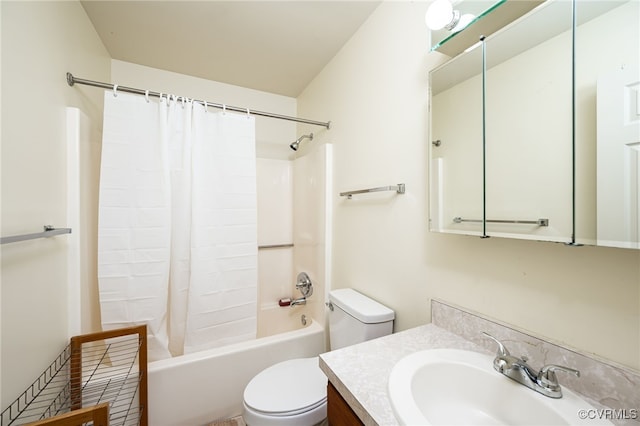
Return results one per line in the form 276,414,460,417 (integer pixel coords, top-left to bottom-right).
328,288,395,350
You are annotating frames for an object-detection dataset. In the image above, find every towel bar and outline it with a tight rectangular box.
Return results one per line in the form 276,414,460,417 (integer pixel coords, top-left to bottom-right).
340,183,405,199
453,217,549,226
1,225,72,245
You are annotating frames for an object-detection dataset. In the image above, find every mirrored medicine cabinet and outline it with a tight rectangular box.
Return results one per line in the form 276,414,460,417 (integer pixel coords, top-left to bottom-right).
428,0,640,249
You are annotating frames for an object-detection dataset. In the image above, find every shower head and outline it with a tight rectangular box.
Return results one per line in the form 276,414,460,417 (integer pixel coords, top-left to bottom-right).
290,133,313,151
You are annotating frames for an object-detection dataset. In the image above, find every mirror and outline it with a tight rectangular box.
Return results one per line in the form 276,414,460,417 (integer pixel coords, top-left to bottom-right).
483,0,573,242
429,0,573,242
574,0,640,249
430,46,485,237
429,0,640,249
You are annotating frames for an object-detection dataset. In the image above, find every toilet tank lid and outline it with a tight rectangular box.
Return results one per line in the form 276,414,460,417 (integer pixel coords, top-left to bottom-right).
329,288,395,323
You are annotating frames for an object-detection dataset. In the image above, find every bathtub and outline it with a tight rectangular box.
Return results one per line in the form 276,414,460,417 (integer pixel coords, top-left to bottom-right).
147,307,325,426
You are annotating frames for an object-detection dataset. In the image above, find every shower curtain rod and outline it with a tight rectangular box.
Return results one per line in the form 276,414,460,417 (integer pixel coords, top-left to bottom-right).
66,73,331,129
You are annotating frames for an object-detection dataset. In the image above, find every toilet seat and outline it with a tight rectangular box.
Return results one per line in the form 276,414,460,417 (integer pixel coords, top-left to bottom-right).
243,357,327,425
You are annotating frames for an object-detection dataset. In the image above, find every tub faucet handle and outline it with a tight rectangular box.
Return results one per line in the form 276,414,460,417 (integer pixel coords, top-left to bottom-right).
296,272,313,298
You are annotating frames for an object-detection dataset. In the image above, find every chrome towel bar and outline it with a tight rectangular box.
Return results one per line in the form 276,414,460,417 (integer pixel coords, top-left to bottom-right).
340,183,406,199
1,225,72,245
258,243,294,249
453,217,549,226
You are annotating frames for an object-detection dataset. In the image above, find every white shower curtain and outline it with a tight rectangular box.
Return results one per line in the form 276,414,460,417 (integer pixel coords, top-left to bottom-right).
97,91,258,361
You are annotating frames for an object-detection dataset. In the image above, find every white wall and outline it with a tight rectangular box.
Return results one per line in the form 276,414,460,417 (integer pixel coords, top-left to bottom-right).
1,1,110,407
297,1,640,370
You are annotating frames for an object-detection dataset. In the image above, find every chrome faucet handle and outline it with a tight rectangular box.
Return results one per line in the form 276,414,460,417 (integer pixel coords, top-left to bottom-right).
537,364,580,397
295,272,313,297
538,364,580,385
482,332,510,357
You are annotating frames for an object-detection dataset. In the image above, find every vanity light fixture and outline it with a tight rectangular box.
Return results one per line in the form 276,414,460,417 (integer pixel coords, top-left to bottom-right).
425,0,475,32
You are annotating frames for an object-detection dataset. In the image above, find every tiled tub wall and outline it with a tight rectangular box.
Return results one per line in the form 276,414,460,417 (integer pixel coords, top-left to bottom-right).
432,300,640,424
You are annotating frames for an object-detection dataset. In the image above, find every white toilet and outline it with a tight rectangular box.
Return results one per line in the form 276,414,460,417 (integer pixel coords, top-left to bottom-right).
242,288,395,426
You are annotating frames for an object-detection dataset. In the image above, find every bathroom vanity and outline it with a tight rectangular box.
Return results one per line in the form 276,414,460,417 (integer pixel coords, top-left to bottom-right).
321,323,485,425
319,300,640,425
327,382,363,426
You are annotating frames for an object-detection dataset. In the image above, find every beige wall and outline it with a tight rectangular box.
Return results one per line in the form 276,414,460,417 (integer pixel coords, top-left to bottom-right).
1,1,110,407
297,1,640,370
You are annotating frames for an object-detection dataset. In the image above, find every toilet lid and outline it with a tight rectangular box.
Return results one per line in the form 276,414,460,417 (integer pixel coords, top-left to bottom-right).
244,357,327,416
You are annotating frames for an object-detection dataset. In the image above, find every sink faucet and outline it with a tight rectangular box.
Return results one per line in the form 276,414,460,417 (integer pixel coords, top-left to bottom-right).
482,332,580,398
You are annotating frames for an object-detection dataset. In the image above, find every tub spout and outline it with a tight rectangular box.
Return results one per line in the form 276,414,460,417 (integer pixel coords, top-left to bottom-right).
290,297,306,306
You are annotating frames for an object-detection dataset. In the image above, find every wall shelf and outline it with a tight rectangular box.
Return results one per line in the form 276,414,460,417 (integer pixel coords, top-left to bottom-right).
431,0,544,58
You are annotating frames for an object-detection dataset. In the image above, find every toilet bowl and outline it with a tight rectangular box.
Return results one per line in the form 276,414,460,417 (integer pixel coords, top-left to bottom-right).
242,288,394,425
242,357,327,426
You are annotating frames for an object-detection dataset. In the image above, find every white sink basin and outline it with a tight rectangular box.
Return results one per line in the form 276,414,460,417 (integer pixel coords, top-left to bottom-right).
388,349,611,426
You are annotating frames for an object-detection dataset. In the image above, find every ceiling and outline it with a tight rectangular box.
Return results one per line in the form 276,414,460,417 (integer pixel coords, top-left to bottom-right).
81,1,382,98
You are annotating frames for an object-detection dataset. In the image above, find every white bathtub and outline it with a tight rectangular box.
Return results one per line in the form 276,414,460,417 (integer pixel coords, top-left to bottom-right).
147,308,325,426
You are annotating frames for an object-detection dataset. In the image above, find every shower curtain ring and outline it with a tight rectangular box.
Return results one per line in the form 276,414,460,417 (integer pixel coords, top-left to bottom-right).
113,84,118,97
145,90,150,103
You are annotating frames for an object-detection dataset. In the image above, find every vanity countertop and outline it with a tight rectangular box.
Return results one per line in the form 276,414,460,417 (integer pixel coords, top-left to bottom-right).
319,323,487,426
318,320,635,426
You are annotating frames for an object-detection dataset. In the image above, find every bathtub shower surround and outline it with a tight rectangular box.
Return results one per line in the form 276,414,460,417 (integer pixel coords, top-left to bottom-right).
256,158,294,316
98,91,258,360
256,143,332,328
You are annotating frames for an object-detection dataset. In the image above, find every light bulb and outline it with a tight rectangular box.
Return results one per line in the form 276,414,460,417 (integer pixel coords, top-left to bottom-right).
451,13,475,32
425,0,455,31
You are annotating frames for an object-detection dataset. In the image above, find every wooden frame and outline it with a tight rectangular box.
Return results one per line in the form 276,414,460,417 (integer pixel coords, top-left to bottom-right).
69,325,148,426
27,403,110,426
2,325,148,426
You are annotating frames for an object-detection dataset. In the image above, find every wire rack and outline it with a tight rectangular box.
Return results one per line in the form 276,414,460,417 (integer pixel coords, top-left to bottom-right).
1,326,147,426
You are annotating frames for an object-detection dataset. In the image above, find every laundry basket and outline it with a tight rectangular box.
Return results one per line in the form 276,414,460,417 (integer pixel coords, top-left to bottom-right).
0,326,148,426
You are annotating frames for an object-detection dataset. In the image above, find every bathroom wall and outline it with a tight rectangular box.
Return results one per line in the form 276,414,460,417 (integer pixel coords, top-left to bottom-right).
0,1,110,407
297,1,640,370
